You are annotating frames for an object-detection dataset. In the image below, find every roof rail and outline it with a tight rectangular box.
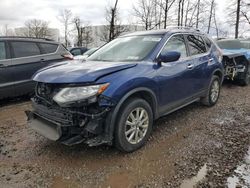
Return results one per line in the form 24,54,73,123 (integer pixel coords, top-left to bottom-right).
165,26,200,32
0,36,54,41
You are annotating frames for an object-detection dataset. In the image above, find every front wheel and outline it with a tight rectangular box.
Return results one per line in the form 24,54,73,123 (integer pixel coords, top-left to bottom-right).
239,64,250,86
201,75,221,107
114,98,153,152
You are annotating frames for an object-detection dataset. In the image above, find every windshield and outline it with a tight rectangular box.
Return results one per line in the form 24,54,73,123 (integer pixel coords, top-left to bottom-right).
88,35,163,62
217,40,242,49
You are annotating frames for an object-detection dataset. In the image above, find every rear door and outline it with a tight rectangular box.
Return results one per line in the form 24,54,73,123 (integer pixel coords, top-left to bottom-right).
185,34,209,93
9,41,43,89
0,40,14,98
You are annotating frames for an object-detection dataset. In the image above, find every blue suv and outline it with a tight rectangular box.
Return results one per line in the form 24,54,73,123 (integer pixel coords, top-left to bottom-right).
26,28,224,152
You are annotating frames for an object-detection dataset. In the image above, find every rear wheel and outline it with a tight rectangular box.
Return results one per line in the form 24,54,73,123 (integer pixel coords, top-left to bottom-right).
115,98,153,152
201,75,221,106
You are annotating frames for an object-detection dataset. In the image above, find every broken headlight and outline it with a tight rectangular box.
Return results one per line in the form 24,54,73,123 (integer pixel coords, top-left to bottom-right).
53,83,109,106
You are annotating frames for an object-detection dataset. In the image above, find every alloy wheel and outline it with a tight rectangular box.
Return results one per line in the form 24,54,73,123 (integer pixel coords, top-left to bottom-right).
125,107,149,145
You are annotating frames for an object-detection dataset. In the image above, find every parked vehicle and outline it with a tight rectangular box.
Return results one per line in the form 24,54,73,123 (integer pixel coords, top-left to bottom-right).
73,47,99,61
26,28,224,152
217,39,250,86
0,37,72,99
69,47,88,56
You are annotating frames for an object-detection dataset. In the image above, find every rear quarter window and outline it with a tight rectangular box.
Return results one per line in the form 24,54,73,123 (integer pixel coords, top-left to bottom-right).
203,37,212,50
40,43,58,54
186,35,207,56
11,41,41,58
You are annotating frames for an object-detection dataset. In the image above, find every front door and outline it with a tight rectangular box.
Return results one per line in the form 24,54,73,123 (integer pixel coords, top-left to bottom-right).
156,34,196,115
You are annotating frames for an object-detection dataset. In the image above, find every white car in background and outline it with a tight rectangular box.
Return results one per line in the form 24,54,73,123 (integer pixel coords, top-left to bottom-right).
74,48,99,61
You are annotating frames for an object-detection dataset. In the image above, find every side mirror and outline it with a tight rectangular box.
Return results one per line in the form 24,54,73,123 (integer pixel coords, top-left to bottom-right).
157,51,181,63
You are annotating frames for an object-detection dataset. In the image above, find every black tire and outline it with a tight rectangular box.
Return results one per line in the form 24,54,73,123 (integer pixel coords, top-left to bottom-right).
239,64,250,86
114,98,153,152
201,75,221,107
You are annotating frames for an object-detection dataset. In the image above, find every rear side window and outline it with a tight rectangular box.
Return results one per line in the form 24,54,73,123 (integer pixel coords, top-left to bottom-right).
11,42,41,58
0,42,6,60
162,35,187,58
40,43,58,54
186,35,207,56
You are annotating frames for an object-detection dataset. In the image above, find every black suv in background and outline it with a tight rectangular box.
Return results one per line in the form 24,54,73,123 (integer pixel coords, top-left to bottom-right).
0,37,72,99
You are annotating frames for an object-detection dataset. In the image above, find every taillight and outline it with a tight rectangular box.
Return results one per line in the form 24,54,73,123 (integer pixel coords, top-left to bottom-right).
62,54,74,60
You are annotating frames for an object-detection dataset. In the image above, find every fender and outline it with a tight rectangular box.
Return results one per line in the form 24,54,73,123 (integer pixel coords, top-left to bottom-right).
211,68,224,85
104,87,159,143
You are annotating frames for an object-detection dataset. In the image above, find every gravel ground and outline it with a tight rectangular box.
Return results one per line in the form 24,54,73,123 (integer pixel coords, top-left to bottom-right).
0,83,249,188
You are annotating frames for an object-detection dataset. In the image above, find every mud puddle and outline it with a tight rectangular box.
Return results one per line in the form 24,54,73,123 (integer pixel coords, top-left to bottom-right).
227,147,250,188
180,164,207,188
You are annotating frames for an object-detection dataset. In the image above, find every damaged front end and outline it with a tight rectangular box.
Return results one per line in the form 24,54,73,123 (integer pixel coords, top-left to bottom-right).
26,82,116,147
222,53,249,82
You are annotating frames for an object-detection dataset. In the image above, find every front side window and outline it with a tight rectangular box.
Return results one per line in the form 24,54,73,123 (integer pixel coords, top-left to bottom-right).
88,35,163,62
11,41,41,58
0,42,6,60
161,35,187,58
187,35,207,56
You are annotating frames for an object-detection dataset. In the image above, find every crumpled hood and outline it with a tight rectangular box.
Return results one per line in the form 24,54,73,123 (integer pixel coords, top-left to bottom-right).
222,49,250,59
33,60,137,83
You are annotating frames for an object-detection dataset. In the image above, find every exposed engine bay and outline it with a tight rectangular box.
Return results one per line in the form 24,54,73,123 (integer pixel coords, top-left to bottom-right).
221,53,249,84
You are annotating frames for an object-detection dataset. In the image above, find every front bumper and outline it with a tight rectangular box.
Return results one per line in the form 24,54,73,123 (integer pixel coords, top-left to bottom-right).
27,111,62,141
26,98,113,146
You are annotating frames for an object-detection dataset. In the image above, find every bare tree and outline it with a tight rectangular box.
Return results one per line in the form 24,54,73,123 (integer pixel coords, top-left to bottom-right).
196,0,200,28
21,19,50,38
235,0,241,38
58,9,72,47
109,0,118,41
227,0,250,38
133,0,155,30
101,0,128,42
0,24,15,36
177,0,182,26
207,0,215,34
241,1,250,25
73,17,93,47
159,0,176,28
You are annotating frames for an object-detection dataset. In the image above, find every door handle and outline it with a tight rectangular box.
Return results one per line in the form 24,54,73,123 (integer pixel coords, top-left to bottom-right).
208,58,214,64
40,59,45,62
187,64,194,70
0,64,5,68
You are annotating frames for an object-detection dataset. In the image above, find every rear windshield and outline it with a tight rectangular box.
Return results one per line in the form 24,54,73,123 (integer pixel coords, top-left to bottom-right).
241,41,250,49
217,40,242,49
88,35,163,62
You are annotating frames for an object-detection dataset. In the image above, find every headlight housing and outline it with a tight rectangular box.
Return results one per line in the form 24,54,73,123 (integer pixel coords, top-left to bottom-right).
53,83,109,106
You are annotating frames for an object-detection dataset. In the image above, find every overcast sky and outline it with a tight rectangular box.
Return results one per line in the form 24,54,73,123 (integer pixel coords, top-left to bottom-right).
0,0,227,29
